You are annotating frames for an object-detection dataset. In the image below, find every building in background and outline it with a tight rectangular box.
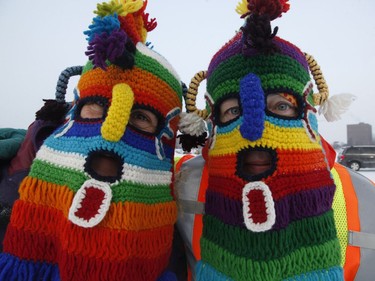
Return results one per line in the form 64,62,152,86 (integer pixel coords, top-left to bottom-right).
347,122,373,145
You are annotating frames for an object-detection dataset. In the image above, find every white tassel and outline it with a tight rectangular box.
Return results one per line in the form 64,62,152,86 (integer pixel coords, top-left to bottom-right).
318,93,357,122
178,112,206,136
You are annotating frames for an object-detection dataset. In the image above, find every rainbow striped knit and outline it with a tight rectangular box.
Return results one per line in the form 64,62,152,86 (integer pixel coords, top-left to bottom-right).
195,2,343,280
0,1,182,281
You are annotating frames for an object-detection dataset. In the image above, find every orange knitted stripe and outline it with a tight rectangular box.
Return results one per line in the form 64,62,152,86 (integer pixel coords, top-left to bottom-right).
333,163,360,280
19,177,177,230
208,155,237,177
8,201,174,260
276,148,329,174
78,66,181,116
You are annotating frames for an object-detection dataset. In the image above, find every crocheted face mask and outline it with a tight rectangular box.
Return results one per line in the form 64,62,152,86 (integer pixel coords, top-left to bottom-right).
195,1,343,280
1,1,182,281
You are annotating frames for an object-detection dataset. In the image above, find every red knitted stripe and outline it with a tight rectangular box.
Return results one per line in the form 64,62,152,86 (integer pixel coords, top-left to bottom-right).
59,248,171,281
7,200,174,261
209,168,333,201
4,225,171,281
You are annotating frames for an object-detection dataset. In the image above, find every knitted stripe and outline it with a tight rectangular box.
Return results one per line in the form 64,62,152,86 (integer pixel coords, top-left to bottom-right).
80,47,182,100
6,212,174,260
0,254,60,281
207,32,243,77
199,238,342,281
208,149,331,186
205,185,335,229
207,54,310,101
78,66,181,116
57,124,174,156
207,34,309,79
134,48,182,98
43,135,173,170
202,210,337,260
2,228,171,281
208,173,334,206
196,262,343,281
29,160,172,193
209,122,322,156
17,179,177,230
216,115,310,136
33,150,172,186
205,186,335,229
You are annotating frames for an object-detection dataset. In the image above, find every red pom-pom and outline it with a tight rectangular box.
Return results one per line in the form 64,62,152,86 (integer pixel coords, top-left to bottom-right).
248,0,290,20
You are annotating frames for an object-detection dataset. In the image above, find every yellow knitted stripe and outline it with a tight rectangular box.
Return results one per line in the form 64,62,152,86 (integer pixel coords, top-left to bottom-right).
210,122,322,156
101,83,134,142
331,167,348,266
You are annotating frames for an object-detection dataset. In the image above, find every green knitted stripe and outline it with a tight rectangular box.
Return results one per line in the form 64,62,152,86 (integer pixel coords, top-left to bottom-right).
81,53,182,103
134,50,182,100
82,60,95,74
112,182,173,203
207,54,310,101
203,210,337,260
29,159,88,191
201,238,342,281
29,160,172,203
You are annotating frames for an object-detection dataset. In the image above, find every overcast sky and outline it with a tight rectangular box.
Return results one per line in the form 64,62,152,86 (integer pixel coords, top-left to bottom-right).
1,0,374,144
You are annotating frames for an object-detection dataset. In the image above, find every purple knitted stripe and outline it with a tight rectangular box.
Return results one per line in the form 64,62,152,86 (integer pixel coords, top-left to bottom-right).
205,184,336,230
207,33,243,78
275,38,309,71
207,34,308,79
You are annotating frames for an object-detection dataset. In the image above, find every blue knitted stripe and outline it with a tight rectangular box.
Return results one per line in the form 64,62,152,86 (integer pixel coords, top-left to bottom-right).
0,253,60,281
284,266,344,280
195,262,343,281
52,123,174,157
42,137,172,171
196,261,234,281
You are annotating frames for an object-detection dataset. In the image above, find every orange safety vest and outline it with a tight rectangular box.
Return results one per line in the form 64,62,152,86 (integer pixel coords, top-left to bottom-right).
175,155,375,281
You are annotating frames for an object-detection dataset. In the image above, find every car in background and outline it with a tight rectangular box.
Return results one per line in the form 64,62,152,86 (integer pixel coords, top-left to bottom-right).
337,145,375,171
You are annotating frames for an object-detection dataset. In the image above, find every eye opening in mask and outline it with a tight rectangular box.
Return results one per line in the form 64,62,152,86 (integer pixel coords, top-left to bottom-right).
128,105,165,135
215,94,242,126
76,96,109,121
265,92,301,119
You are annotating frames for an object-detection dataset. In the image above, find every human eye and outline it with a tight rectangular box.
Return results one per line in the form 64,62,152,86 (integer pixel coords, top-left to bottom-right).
129,108,159,134
266,93,298,118
79,98,106,120
219,97,241,123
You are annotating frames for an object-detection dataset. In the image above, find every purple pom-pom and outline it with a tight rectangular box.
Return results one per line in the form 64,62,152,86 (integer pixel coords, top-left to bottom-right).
85,30,127,70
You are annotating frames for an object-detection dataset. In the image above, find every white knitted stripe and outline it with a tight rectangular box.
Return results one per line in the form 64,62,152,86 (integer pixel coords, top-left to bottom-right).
136,42,181,81
36,146,172,186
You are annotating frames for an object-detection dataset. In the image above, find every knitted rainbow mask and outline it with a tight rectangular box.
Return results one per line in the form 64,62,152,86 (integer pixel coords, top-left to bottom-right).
196,1,343,280
0,1,182,281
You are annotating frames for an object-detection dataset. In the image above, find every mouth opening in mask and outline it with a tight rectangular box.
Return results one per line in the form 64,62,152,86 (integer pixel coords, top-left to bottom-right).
85,150,123,183
236,147,277,181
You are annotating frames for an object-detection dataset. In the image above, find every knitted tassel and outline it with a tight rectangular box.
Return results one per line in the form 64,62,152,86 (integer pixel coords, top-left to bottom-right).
318,93,356,122
178,112,206,137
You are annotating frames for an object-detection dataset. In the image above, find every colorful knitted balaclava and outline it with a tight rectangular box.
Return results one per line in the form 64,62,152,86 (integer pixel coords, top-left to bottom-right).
0,1,182,281
192,0,343,280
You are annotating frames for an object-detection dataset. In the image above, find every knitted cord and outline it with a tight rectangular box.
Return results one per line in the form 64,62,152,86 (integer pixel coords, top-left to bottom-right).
185,70,208,118
304,53,329,106
55,66,83,103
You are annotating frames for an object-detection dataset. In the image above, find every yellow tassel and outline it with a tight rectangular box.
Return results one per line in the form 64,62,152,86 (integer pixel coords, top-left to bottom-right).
236,0,249,16
113,0,144,16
